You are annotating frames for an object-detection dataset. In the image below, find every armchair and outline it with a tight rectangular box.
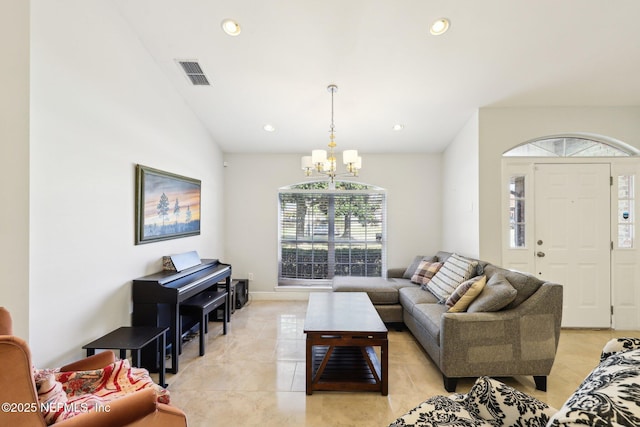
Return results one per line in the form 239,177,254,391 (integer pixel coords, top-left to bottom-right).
0,307,187,426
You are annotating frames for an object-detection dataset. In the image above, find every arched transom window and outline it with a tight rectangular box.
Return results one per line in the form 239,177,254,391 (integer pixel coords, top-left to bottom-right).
504,136,635,157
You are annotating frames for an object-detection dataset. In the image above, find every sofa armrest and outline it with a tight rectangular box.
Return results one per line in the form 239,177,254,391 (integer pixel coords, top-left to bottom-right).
439,283,562,378
59,351,116,372
55,388,157,427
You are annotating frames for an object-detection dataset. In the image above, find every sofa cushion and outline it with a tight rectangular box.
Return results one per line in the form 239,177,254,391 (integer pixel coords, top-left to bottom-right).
483,264,544,309
411,260,443,286
548,347,640,427
399,286,439,315
435,251,452,263
403,255,437,279
332,276,403,304
411,303,447,342
446,275,486,313
467,273,517,313
387,267,406,279
427,253,479,302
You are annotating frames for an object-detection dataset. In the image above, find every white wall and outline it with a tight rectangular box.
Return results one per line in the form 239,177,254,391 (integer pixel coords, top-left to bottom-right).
442,112,479,258
28,0,225,367
223,153,442,298
0,0,30,339
478,107,640,264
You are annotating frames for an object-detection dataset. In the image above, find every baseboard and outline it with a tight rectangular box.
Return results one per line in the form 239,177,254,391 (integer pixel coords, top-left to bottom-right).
250,288,331,301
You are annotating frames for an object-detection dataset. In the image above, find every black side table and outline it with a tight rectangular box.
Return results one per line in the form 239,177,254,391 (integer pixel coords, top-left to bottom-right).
82,326,169,387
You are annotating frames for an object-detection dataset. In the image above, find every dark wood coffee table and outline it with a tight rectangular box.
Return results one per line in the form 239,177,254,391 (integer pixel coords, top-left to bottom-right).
304,292,388,395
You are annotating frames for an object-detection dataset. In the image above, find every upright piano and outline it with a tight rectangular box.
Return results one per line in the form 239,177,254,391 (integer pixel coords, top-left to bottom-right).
132,259,231,373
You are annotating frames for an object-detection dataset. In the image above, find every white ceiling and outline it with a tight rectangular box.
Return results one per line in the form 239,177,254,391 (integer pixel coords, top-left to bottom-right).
113,0,640,154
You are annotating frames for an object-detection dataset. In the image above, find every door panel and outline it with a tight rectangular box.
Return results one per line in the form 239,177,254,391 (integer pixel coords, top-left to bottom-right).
534,164,611,328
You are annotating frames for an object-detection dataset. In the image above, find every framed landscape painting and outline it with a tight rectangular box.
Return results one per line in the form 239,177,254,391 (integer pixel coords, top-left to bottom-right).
135,164,201,244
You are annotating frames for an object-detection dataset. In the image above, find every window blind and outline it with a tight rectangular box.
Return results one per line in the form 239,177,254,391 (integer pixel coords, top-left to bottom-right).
278,186,386,285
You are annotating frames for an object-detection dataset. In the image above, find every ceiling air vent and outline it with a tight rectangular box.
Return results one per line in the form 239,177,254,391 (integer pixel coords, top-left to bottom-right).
177,60,211,86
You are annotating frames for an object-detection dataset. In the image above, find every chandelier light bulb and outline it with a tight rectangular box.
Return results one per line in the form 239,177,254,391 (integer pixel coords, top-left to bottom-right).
343,149,358,164
312,149,327,165
301,156,313,170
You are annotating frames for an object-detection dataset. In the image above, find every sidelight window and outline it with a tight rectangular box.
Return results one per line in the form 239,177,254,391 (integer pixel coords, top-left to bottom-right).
509,176,526,248
617,175,635,248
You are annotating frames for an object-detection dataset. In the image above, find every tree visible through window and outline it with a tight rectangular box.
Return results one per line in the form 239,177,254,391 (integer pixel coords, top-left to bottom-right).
278,181,386,285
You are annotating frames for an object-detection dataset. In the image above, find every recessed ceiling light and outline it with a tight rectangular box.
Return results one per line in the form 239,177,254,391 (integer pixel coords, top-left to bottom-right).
221,19,241,36
393,124,404,131
430,18,450,36
263,124,275,132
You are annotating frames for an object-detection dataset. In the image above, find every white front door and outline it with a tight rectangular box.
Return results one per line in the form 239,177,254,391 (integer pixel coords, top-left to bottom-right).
534,163,611,328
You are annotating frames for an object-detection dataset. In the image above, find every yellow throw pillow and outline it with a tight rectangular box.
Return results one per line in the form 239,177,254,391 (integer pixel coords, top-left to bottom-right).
446,275,486,312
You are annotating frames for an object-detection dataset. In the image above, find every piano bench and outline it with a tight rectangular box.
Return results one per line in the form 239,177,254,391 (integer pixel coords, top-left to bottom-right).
180,291,228,357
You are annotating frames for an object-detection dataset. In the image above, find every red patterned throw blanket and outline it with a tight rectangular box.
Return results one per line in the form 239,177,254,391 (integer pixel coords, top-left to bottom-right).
35,359,169,425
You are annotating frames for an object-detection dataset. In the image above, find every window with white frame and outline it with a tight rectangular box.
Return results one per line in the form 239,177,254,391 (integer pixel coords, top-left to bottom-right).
278,181,386,285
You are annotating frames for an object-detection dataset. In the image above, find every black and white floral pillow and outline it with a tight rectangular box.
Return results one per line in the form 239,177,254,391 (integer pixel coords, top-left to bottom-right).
388,377,554,427
600,337,640,362
388,395,487,426
548,344,640,427
464,377,556,426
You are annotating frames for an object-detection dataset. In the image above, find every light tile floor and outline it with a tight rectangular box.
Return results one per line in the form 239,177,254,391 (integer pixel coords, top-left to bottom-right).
161,300,636,427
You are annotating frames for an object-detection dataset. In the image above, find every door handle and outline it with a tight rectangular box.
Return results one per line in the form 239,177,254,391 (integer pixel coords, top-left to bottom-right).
536,251,545,257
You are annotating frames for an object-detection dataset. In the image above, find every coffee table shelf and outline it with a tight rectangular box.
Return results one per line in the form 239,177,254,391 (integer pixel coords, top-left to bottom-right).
310,345,383,392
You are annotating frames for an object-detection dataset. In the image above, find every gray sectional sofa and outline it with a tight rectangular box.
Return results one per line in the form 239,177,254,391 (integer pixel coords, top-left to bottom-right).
332,251,563,392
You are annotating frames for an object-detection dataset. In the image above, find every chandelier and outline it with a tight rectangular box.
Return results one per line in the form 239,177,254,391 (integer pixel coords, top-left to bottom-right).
301,84,361,183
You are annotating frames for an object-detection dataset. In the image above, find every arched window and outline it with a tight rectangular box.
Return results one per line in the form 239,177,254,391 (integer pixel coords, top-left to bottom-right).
278,180,386,286
504,136,636,157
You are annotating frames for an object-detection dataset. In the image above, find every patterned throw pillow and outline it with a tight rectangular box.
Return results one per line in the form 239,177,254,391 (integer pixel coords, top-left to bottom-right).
466,377,557,426
403,255,437,279
388,377,556,427
600,337,640,362
388,395,479,427
548,348,640,427
446,275,486,312
427,253,478,302
410,260,443,287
